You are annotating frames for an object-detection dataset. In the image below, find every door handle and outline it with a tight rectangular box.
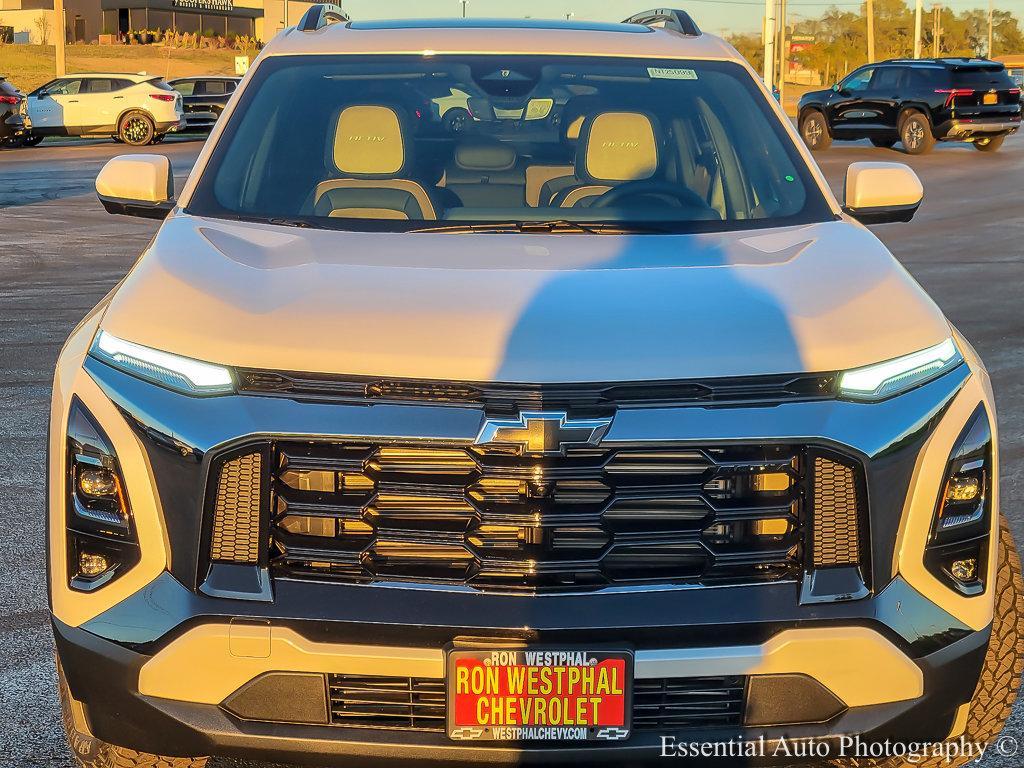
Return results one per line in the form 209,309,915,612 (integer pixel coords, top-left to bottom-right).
113,96,124,99
68,99,79,103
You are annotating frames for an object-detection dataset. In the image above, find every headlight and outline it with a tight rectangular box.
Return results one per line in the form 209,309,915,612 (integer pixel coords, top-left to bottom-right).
838,338,962,402
90,330,234,395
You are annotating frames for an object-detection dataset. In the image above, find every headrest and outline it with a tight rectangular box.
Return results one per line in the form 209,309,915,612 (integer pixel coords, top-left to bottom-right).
454,140,517,172
576,111,661,184
333,105,409,178
560,95,602,144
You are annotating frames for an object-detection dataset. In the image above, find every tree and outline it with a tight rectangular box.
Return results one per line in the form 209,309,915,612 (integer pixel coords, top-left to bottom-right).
34,13,50,45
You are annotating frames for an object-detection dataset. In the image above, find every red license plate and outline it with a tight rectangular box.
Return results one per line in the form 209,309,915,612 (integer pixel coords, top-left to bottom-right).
447,649,632,742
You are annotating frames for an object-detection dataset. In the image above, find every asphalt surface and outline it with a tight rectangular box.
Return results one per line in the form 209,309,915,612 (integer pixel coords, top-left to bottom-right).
1,133,1023,767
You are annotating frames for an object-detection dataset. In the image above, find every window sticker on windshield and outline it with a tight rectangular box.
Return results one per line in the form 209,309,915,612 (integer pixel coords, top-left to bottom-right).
648,67,698,80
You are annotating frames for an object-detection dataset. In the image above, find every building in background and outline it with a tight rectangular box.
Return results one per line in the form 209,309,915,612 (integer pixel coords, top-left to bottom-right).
0,0,323,43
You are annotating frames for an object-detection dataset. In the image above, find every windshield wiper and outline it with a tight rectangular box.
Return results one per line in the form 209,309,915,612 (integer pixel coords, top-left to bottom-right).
267,217,313,228
409,220,660,235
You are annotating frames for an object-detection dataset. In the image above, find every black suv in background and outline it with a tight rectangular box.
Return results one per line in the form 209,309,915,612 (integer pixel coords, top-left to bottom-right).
799,58,1021,154
168,76,239,131
0,76,27,147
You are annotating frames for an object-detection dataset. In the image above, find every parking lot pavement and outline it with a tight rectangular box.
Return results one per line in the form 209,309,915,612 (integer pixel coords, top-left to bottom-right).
1,134,1023,767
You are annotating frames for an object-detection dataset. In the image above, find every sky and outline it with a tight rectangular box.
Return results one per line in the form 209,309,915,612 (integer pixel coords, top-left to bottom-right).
340,0,1024,36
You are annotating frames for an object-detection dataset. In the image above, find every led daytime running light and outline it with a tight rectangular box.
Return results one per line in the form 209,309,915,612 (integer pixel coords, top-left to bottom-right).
92,330,234,395
839,338,961,401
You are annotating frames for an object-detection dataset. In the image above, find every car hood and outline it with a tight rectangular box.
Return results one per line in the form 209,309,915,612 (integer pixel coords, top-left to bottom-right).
98,215,951,383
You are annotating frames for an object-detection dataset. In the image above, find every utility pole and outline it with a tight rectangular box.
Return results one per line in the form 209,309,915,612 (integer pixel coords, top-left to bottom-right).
763,0,776,91
933,5,941,58
777,0,787,105
460,0,468,18
987,0,994,58
866,0,875,63
914,0,923,57
54,0,66,76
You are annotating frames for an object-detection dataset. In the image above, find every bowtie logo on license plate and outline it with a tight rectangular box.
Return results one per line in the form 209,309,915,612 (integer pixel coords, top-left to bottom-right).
474,411,613,456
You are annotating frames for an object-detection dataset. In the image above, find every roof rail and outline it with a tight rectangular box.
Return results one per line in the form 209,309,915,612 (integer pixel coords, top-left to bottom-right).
297,3,349,32
622,8,701,36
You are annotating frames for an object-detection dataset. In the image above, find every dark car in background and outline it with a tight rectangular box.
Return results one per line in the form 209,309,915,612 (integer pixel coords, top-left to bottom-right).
799,58,1021,154
168,76,239,131
0,76,28,146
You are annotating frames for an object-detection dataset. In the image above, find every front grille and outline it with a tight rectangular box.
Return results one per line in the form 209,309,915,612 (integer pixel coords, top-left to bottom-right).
209,451,263,564
633,676,746,730
326,674,745,733
811,456,863,568
266,440,809,592
328,675,446,731
237,370,837,412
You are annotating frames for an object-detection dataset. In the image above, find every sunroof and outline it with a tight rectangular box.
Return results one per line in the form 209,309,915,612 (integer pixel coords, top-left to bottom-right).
347,18,652,33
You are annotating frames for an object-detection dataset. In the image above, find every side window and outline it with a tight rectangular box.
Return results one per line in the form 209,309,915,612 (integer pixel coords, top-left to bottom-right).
83,79,114,94
172,80,196,96
870,67,903,92
112,79,133,91
203,80,229,95
46,78,82,96
842,67,875,93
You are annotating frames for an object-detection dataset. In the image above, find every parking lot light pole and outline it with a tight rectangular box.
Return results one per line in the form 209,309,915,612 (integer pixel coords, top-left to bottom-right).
866,0,875,63
914,0,923,57
763,0,776,91
988,0,994,58
54,0,66,76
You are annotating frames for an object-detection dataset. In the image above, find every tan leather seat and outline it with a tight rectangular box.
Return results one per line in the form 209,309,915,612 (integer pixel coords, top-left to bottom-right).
313,105,443,220
542,111,664,208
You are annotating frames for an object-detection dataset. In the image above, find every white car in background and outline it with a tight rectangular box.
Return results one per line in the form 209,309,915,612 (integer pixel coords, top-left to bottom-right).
22,73,184,147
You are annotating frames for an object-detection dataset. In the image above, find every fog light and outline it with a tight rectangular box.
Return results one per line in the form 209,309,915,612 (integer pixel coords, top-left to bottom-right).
945,475,981,504
78,551,112,577
78,467,118,497
951,558,978,583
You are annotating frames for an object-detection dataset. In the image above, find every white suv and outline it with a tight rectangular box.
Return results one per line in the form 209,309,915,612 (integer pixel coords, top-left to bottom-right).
22,73,184,146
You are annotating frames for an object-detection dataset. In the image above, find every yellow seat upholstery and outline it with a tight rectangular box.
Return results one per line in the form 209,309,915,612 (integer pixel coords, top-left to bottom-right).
544,111,664,208
313,105,441,220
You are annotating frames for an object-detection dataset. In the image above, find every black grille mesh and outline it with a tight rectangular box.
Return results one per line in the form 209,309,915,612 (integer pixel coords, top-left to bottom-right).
811,456,862,568
328,675,445,731
268,441,805,592
325,674,746,732
632,676,746,730
210,452,262,563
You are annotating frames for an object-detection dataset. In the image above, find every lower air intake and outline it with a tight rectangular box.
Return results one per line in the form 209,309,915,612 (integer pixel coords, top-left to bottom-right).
328,675,446,731
811,456,863,568
209,452,263,564
632,676,746,730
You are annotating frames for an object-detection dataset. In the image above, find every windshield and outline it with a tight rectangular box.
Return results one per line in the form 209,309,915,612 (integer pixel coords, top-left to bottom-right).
187,54,833,233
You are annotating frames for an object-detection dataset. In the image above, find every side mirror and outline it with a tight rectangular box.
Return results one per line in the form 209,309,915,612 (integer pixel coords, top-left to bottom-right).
37,92,49,99
842,161,923,225
95,154,175,219
831,83,840,92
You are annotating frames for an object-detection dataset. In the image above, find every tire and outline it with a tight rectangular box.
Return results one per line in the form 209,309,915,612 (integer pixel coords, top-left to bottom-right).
20,133,44,147
117,111,155,146
870,137,897,148
58,660,208,768
974,135,1005,152
900,112,935,154
800,110,831,151
443,107,469,135
834,514,1024,768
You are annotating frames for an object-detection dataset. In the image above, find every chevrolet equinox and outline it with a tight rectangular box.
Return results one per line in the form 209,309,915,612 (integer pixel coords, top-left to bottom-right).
50,7,1022,768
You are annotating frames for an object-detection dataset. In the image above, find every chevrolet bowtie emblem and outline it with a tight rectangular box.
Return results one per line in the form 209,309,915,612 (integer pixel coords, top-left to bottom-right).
474,411,613,456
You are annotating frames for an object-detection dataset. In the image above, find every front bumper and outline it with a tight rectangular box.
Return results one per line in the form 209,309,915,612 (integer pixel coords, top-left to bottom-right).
49,323,1000,764
56,614,989,766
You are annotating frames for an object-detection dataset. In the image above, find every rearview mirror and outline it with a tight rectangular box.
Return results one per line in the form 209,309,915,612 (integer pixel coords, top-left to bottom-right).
842,161,923,225
95,154,175,219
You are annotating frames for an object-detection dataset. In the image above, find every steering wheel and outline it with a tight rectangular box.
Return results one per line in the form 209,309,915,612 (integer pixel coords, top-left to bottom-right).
591,181,711,212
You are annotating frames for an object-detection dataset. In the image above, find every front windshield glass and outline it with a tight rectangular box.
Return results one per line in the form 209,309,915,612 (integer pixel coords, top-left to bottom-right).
188,54,833,233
